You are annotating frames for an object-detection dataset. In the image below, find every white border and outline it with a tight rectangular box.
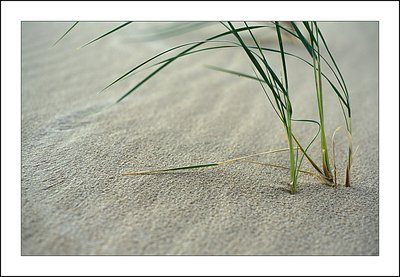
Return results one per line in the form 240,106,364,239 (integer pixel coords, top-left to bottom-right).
2,1,399,276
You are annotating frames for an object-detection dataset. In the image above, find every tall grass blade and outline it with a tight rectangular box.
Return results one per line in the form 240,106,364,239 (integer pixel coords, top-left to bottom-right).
275,21,296,193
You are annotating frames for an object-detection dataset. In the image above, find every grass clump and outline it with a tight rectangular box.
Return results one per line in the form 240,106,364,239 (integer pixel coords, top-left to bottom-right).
55,21,354,193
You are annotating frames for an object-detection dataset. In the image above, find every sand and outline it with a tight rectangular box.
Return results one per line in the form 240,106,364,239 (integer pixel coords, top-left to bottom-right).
21,22,378,255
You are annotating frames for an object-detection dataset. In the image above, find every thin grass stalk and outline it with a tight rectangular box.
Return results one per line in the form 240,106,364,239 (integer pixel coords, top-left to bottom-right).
275,21,297,193
309,22,333,182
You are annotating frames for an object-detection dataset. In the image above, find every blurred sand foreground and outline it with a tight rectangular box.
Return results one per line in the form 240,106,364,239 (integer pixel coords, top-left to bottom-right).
22,22,378,255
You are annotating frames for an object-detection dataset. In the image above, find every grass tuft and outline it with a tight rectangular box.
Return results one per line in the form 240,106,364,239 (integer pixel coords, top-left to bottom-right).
55,21,353,193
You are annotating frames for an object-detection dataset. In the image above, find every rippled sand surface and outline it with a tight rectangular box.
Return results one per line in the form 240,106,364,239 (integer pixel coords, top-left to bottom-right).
22,22,378,255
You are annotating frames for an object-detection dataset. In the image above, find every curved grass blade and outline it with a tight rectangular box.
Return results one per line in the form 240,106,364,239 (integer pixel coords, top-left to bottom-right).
292,118,321,182
290,22,314,57
243,22,276,93
79,21,132,48
52,21,79,47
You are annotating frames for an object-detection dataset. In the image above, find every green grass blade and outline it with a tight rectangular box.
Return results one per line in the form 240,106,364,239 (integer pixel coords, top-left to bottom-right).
302,21,318,46
226,22,276,90
275,21,295,192
225,22,287,115
243,22,269,73
80,21,132,48
124,147,292,175
316,25,351,117
275,22,289,92
309,21,333,180
242,22,284,115
291,22,314,57
124,162,221,175
52,21,79,47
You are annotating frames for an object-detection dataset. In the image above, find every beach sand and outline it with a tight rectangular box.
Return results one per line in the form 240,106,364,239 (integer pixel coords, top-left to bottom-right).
22,22,378,255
